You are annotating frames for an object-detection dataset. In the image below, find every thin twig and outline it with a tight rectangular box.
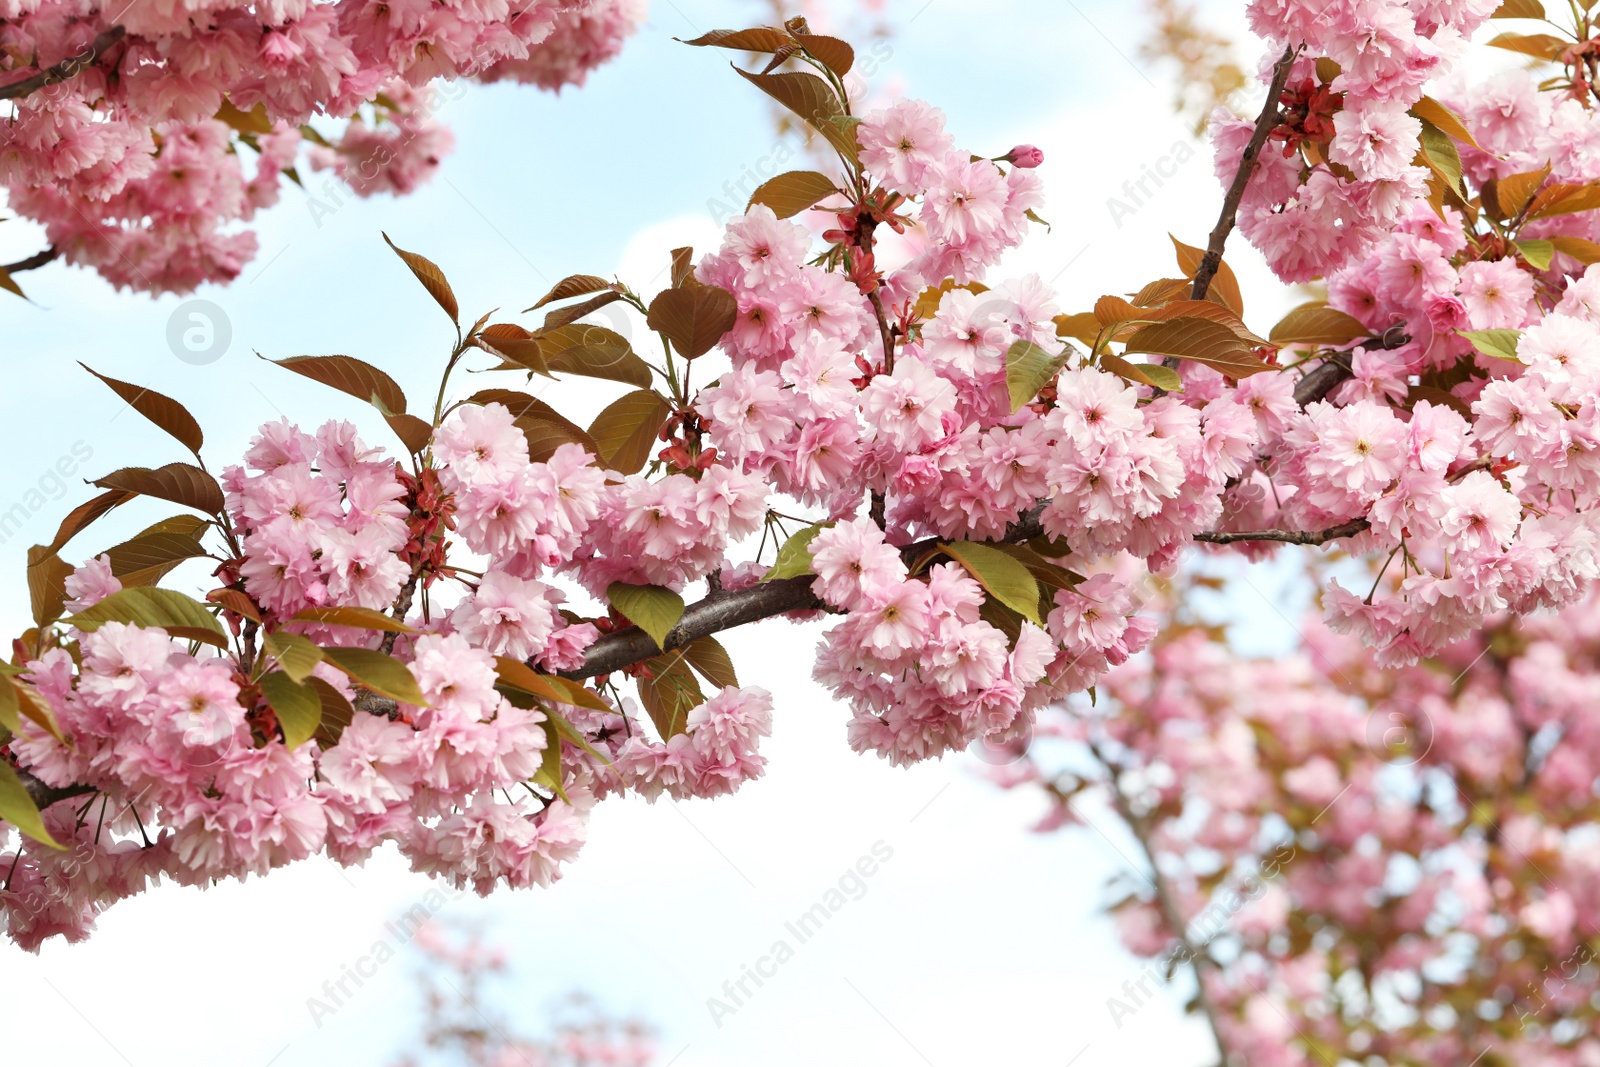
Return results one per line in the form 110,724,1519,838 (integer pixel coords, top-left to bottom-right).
1189,44,1298,304
2,247,59,274
0,27,127,101
1091,742,1236,1066
1194,518,1370,546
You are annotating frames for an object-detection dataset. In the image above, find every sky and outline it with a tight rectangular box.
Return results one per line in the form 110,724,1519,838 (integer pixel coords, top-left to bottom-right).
0,1,1312,1064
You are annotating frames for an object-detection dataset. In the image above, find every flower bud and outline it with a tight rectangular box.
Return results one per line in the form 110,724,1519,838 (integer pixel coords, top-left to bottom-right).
1004,144,1044,168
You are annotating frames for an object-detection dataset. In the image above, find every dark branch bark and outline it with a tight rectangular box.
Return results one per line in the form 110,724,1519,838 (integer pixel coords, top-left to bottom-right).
1194,518,1369,546
2,247,59,275
564,575,828,680
0,27,126,101
22,775,94,811
1189,44,1298,304
1291,324,1410,408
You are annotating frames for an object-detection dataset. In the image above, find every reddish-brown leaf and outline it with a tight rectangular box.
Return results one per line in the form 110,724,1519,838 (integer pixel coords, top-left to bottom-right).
1121,317,1271,378
678,27,792,52
382,233,458,325
526,274,612,312
542,290,625,331
90,463,226,516
538,324,653,385
669,247,695,289
268,354,408,415
647,283,738,359
798,34,854,75
79,365,204,455
746,170,842,219
42,489,133,555
385,413,433,455
733,67,858,165
1171,236,1245,316
206,588,262,623
25,546,72,628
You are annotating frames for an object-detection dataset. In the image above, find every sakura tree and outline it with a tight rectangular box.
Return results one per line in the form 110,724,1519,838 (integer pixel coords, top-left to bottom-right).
2,0,1599,976
390,922,656,1067
996,564,1600,1067
0,0,644,296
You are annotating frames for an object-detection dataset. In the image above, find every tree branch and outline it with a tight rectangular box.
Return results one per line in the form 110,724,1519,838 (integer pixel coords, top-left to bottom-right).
1290,324,1411,408
1194,518,1369,546
563,574,828,680
2,247,59,275
1092,742,1235,1066
1189,44,1298,304
0,27,127,101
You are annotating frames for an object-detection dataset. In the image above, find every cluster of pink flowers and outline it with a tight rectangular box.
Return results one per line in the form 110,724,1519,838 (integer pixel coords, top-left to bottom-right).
0,0,643,292
1220,0,1500,282
17,1,1600,962
999,572,1600,1066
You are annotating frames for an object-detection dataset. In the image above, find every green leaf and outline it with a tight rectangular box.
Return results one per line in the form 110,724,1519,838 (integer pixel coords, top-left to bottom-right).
1515,239,1556,270
0,676,64,743
1006,340,1069,412
733,67,859,166
764,522,831,581
940,541,1043,625
1458,328,1523,362
1121,317,1270,378
1099,354,1182,392
1418,120,1464,195
66,587,228,647
0,763,63,849
100,529,208,588
264,631,324,683
320,647,427,706
495,658,613,714
290,606,414,633
259,671,322,750
532,718,569,801
588,389,671,475
746,170,841,218
637,653,703,739
1410,96,1480,149
1269,302,1371,346
382,232,458,325
683,636,738,689
607,583,686,651
79,365,204,456
90,463,225,516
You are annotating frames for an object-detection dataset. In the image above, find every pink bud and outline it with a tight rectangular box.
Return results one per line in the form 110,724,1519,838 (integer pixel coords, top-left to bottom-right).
1005,144,1044,168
